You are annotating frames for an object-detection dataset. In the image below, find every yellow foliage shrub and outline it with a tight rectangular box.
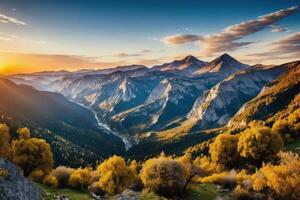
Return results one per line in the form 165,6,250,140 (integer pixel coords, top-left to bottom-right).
209,133,239,170
140,154,187,198
252,151,300,200
69,167,92,189
97,155,135,195
237,126,283,167
29,169,45,182
194,155,217,175
199,170,251,189
43,175,58,188
0,123,11,160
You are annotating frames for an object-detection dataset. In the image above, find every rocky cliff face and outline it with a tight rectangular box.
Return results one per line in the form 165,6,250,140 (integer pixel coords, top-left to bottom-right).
0,158,42,200
228,61,300,127
186,64,288,130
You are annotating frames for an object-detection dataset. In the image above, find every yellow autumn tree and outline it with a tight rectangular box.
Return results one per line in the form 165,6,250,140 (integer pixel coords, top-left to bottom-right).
0,123,11,160
11,127,53,176
273,109,300,139
252,151,300,200
97,155,135,195
209,133,239,170
140,153,188,198
68,167,92,189
237,126,283,167
128,159,143,191
177,153,202,191
43,175,58,188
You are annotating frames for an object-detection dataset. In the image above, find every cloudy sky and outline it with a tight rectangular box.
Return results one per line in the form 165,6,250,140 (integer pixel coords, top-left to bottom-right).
0,0,299,74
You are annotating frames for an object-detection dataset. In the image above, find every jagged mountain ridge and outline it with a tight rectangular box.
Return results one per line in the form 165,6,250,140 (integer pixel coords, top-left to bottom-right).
151,55,207,75
6,54,298,149
193,53,249,76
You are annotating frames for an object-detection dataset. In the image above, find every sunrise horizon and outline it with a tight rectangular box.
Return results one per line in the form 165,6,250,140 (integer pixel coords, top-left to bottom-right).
0,0,299,74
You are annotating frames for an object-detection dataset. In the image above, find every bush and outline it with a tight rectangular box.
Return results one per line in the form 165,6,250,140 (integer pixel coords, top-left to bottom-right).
97,155,136,195
237,126,283,167
69,167,92,189
140,154,187,198
0,124,11,160
201,171,237,189
50,166,75,188
194,155,217,175
43,175,58,188
232,185,253,200
252,151,300,200
29,169,45,182
209,133,239,171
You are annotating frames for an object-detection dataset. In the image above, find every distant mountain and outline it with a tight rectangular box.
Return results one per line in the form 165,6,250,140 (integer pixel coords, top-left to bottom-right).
0,78,124,166
9,64,148,91
6,54,299,156
193,53,249,76
152,55,207,75
98,64,148,74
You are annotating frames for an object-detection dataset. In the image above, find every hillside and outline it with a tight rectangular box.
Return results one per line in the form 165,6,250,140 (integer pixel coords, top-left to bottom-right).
229,61,300,127
0,78,124,167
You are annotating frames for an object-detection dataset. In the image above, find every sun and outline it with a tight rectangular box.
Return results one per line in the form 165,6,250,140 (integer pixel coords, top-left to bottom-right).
0,62,5,74
0,59,10,75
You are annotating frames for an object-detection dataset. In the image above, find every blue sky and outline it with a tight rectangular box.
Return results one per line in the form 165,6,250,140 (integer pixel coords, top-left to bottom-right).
0,0,299,73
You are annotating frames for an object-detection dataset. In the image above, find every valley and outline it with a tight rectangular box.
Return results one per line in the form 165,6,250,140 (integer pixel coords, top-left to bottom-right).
4,54,300,160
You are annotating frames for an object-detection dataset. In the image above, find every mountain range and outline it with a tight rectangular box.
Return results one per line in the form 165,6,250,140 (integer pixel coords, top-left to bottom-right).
4,53,300,160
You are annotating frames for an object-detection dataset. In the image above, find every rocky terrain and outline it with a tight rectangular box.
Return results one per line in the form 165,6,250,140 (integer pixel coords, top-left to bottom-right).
0,158,42,200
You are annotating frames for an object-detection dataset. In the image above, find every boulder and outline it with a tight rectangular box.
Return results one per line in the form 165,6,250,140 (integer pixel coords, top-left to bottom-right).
112,189,140,200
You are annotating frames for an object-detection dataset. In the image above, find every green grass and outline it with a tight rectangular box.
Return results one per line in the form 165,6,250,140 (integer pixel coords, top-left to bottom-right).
37,182,230,200
140,190,166,200
286,138,300,153
186,183,229,200
37,183,94,200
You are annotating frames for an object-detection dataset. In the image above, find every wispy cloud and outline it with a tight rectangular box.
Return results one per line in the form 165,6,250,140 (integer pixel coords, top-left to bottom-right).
0,32,17,41
162,34,202,45
24,40,47,45
0,12,27,26
271,25,289,32
248,32,300,58
114,53,142,57
0,32,47,45
111,49,165,58
162,6,298,56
